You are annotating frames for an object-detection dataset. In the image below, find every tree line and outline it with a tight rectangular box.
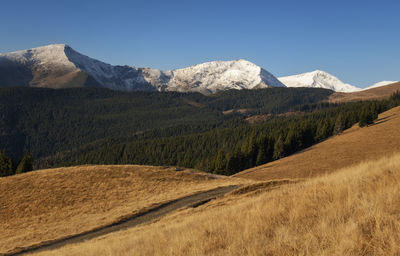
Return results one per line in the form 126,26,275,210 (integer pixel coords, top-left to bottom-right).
0,86,332,163
61,91,400,175
2,86,399,177
0,151,33,177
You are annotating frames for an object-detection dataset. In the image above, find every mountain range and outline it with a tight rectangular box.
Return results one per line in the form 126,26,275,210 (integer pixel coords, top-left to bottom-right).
0,44,397,94
0,44,285,94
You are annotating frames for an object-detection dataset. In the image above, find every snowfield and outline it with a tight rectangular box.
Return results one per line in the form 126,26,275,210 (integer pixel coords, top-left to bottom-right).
278,70,361,92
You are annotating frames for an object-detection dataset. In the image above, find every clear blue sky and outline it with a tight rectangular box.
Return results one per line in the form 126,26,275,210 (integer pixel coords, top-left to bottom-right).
1,0,399,88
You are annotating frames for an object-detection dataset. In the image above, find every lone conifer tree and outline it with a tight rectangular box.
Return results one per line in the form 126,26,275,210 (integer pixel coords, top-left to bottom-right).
334,114,345,135
16,151,33,174
273,135,285,160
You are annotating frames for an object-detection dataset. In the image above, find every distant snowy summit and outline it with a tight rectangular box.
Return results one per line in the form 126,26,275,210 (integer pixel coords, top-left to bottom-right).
278,70,361,93
278,70,398,92
164,59,285,93
0,44,285,94
364,81,399,90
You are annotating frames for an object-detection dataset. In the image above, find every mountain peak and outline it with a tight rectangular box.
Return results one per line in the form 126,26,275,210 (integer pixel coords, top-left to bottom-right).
0,44,66,55
168,59,285,93
39,43,68,48
279,70,361,92
0,43,75,65
26,43,70,53
178,59,257,69
311,69,329,74
234,58,253,63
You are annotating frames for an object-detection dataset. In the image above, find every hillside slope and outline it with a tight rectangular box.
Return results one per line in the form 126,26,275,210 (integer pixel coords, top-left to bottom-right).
329,82,400,103
0,165,246,254
234,105,400,180
34,153,400,256
364,80,399,90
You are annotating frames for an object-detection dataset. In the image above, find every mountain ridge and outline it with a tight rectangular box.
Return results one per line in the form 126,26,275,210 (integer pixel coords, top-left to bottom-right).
278,70,361,92
364,80,399,90
0,44,285,94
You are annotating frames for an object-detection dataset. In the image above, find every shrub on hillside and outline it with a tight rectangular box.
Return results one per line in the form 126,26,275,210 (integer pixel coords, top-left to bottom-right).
0,150,13,177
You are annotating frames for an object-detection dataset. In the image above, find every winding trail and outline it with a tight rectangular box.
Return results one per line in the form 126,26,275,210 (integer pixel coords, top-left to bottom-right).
6,185,238,256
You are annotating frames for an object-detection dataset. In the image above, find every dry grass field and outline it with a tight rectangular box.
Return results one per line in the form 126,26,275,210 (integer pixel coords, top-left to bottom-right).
34,153,400,256
329,82,400,103
3,97,400,255
235,105,400,181
0,165,247,254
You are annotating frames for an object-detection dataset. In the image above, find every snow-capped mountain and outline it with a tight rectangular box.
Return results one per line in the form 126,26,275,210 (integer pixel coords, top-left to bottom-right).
0,44,285,94
363,81,399,90
278,70,361,92
0,44,162,91
165,59,285,94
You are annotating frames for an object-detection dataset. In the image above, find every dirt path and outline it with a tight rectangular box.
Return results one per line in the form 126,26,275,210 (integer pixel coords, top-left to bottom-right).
6,185,238,256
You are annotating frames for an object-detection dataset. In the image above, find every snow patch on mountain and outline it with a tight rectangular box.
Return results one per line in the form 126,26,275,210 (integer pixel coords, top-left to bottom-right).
278,70,361,92
363,81,399,90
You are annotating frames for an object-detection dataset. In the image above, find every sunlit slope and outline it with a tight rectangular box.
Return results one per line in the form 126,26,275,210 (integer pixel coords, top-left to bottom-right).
35,153,400,256
0,165,246,254
329,82,400,103
234,106,400,181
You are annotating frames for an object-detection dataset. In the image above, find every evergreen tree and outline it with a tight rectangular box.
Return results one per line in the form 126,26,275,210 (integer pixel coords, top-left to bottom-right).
315,120,330,141
255,136,274,166
255,146,267,166
245,140,258,168
225,153,240,174
0,150,14,177
369,102,379,121
359,108,374,127
214,150,227,172
16,151,33,174
284,127,301,154
273,135,285,160
333,114,345,135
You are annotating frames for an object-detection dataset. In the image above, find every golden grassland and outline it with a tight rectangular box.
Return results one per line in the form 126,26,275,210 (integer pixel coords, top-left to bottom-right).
235,105,400,181
0,165,247,253
4,98,400,255
329,82,400,103
35,153,400,256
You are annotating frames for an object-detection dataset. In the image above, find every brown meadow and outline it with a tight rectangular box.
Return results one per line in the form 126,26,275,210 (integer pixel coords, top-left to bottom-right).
34,153,400,256
0,165,247,254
